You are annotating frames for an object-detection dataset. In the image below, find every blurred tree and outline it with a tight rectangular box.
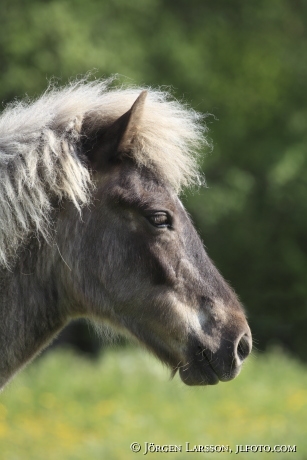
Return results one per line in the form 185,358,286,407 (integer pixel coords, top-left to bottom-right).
0,0,306,359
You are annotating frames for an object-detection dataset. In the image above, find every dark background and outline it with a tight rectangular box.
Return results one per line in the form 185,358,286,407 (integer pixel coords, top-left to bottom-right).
1,0,306,360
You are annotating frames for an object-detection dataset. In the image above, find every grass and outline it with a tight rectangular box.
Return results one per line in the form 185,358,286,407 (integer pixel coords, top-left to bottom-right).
0,346,306,459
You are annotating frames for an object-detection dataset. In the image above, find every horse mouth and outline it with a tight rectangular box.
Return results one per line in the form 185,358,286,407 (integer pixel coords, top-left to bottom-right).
177,344,242,386
178,349,220,386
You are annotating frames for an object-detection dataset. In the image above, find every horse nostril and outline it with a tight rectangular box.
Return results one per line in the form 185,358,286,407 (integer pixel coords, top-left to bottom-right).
237,333,252,362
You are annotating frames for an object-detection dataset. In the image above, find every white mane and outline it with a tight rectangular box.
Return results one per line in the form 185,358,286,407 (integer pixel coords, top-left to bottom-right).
0,78,208,268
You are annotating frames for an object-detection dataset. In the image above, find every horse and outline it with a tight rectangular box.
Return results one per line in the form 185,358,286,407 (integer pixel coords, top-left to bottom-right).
0,78,252,389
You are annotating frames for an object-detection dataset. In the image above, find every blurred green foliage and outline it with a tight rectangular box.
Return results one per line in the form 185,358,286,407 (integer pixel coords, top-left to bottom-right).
0,0,306,358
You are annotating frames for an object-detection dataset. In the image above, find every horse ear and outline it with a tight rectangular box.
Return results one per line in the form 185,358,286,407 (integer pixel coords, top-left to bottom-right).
88,90,147,168
117,90,147,153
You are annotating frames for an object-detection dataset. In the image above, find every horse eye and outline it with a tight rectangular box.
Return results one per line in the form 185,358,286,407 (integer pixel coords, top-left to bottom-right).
147,212,171,228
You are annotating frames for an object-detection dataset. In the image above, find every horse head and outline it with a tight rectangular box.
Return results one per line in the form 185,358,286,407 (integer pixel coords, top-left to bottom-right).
58,90,252,386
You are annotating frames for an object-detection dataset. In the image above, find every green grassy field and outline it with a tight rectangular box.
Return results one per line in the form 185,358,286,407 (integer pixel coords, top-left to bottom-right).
0,347,306,459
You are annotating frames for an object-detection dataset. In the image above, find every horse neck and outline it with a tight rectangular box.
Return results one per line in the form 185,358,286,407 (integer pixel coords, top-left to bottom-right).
0,243,68,389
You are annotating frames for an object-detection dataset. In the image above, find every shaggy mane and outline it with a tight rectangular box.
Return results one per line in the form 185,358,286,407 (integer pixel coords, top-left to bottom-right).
0,78,208,268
